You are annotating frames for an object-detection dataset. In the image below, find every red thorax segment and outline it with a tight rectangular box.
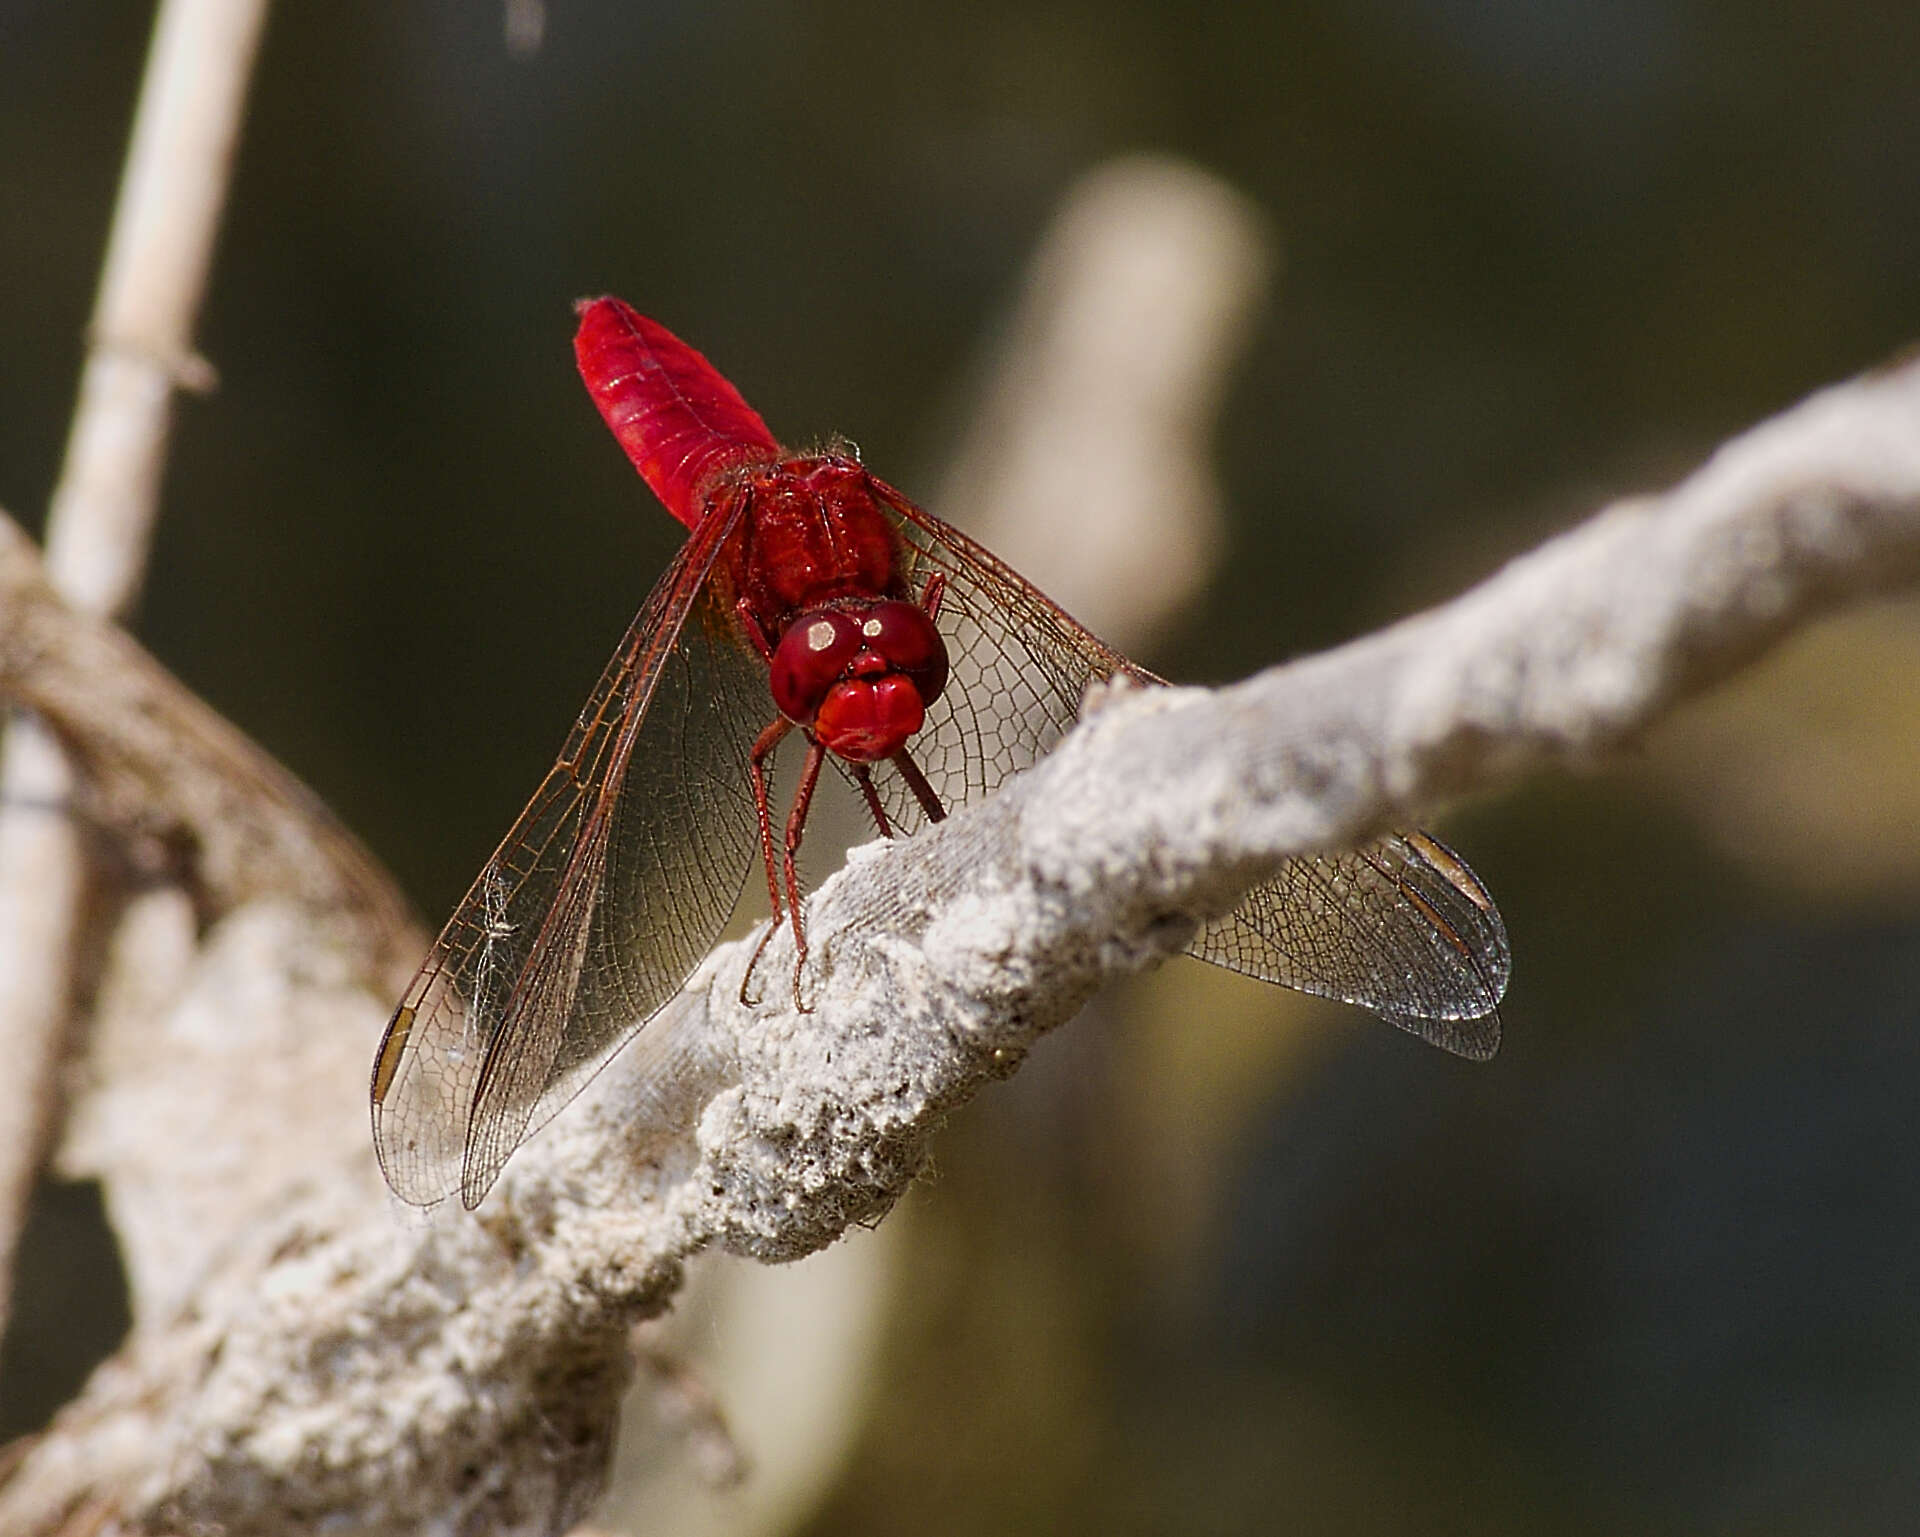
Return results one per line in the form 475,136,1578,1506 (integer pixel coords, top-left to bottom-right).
573,296,781,529
770,600,949,763
729,458,900,618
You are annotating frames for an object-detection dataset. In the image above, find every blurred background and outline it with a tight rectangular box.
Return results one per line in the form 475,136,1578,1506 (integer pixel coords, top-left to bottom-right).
5,2,1920,1533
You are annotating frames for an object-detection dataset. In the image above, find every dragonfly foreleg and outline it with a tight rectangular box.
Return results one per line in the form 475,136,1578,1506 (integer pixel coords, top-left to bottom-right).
852,764,894,839
917,571,947,622
735,596,777,662
742,716,795,1004
782,737,828,1011
889,746,947,825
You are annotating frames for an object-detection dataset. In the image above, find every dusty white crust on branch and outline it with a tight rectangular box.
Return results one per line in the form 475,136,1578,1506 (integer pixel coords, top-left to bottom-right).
1,352,1918,1534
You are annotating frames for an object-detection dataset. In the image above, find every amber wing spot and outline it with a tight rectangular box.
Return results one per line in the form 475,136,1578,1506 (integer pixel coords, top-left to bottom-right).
371,1004,415,1105
1404,830,1497,913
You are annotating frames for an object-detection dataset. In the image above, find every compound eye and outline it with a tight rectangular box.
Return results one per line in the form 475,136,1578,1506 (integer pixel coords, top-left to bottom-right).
856,601,949,705
769,610,863,724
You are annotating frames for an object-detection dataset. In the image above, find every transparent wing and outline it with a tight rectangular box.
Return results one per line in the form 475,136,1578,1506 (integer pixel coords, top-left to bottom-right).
370,498,766,1206
864,479,1509,1050
1190,832,1508,1058
864,480,1136,826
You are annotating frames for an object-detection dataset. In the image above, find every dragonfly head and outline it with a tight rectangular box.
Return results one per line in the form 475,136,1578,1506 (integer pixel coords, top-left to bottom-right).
770,600,949,762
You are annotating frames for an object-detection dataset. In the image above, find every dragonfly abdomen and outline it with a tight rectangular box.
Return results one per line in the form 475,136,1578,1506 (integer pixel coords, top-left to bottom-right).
573,296,781,530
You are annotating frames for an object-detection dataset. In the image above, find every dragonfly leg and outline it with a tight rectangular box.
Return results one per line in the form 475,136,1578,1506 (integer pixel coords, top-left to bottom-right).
889,746,947,825
783,737,828,1011
852,764,894,839
917,570,947,621
735,596,777,662
742,717,795,1004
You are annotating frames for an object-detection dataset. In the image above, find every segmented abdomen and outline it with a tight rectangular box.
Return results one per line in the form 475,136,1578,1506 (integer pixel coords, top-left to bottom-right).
573,297,782,529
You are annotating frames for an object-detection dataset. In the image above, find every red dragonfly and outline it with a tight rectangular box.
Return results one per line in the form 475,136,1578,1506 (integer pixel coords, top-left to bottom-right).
371,298,1509,1208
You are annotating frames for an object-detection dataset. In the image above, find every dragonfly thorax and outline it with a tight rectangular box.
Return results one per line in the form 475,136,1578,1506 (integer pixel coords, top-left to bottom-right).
732,457,901,622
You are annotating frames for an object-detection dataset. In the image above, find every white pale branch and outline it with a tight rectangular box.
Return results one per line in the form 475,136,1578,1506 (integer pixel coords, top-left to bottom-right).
0,0,270,1349
937,153,1273,644
1,349,1918,1533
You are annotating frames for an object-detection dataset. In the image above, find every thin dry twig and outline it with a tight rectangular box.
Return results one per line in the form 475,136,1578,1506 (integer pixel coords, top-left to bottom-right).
0,0,271,1345
0,346,1916,1535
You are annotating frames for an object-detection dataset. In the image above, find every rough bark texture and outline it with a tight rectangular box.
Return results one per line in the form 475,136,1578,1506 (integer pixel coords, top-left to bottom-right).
0,346,1916,1534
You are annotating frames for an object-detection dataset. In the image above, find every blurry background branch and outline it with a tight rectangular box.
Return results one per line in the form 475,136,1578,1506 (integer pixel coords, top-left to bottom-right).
0,512,413,958
0,334,1916,1533
937,156,1272,650
0,0,270,1350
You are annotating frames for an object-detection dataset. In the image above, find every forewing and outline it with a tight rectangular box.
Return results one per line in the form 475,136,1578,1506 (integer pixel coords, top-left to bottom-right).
864,481,1142,827
863,483,1509,1046
371,501,765,1206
